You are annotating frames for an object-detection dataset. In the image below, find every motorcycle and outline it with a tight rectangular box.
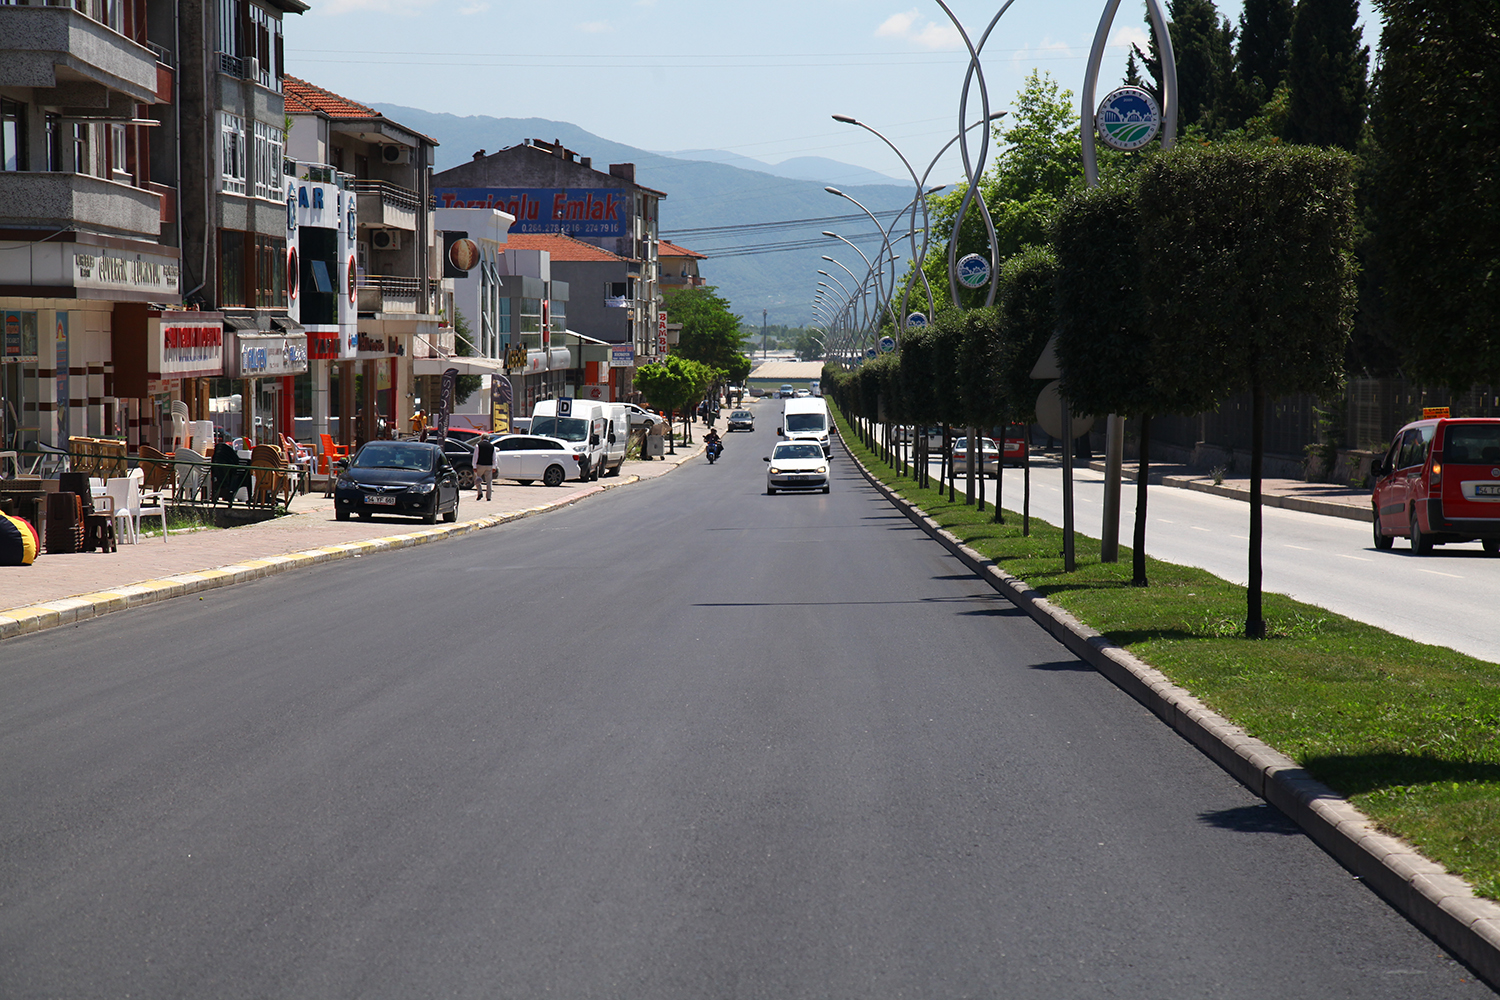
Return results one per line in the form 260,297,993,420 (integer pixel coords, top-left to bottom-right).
706,439,723,464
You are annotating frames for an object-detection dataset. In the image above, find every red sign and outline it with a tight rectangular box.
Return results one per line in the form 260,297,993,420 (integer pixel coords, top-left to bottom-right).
657,310,668,353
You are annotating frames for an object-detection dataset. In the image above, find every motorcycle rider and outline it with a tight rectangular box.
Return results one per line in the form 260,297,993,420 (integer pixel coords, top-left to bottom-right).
704,427,722,462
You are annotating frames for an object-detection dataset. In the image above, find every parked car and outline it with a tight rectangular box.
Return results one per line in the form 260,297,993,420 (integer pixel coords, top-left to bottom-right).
1000,426,1028,467
530,399,609,481
433,436,477,490
490,434,590,487
793,388,811,398
727,409,755,432
951,437,1001,477
333,440,460,524
621,402,664,429
765,441,829,494
1372,415,1500,555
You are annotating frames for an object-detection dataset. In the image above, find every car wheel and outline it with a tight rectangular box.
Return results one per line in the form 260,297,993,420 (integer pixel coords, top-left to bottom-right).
822,485,830,494
766,487,777,495
1372,510,1393,550
1484,538,1500,557
457,468,475,491
1410,511,1432,554
543,465,565,488
336,508,349,522
516,479,533,486
424,502,438,525
443,503,457,523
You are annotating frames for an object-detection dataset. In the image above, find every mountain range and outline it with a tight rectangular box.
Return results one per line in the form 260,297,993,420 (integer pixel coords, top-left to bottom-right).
371,105,914,330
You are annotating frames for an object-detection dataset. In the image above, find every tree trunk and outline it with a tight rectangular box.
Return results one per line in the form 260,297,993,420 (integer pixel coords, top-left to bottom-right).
1247,382,1266,638
1132,414,1150,587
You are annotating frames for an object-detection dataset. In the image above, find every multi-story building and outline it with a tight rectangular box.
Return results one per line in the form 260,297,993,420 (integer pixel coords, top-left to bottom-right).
431,139,664,381
284,76,441,447
0,0,193,456
658,240,706,299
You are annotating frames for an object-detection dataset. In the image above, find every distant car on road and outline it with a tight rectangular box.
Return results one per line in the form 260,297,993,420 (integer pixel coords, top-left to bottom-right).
727,409,755,432
951,437,1000,477
1372,415,1500,555
778,384,795,398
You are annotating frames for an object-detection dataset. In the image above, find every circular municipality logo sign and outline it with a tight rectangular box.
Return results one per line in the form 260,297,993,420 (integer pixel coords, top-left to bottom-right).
1097,86,1162,151
957,253,990,289
905,312,927,330
878,335,896,353
864,347,877,358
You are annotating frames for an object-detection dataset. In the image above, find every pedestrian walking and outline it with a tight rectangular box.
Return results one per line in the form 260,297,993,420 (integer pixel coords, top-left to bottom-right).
471,435,496,501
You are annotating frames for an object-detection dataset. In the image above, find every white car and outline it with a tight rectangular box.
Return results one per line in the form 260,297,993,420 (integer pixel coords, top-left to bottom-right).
765,441,829,495
621,403,665,429
951,436,1000,477
489,434,590,486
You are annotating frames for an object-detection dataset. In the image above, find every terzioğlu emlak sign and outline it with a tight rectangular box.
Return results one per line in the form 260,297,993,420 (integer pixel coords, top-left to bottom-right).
434,189,628,238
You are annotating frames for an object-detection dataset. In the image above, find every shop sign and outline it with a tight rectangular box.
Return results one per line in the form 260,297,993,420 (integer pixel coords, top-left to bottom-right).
3,310,40,362
610,346,635,368
434,188,629,238
505,345,527,370
307,332,344,360
356,332,397,358
148,317,224,378
71,249,180,295
525,349,547,373
55,314,69,440
579,384,610,402
234,333,308,378
547,347,572,371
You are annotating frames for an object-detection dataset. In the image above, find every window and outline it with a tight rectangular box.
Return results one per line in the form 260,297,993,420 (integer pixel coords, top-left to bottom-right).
252,120,283,200
550,299,565,332
255,236,285,308
518,297,542,333
219,229,248,307
1,100,25,172
497,297,510,336
219,113,246,194
109,123,129,181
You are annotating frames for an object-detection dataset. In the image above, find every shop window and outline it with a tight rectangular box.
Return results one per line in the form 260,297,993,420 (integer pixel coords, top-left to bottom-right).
1,100,25,172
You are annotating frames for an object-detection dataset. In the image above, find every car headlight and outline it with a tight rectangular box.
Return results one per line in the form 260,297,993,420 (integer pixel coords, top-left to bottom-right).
768,467,781,475
817,466,827,474
409,482,436,494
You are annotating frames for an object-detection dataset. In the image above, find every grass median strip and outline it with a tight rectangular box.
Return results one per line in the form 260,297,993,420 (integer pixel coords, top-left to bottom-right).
836,413,1500,900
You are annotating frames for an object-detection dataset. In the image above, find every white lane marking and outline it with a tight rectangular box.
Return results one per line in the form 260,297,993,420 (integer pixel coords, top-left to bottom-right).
1157,518,1174,523
1417,568,1463,579
1337,553,1371,562
1191,526,1211,532
1285,544,1312,551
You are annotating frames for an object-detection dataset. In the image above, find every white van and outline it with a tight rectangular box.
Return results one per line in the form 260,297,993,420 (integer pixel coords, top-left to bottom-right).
780,397,832,457
601,403,631,476
530,399,609,480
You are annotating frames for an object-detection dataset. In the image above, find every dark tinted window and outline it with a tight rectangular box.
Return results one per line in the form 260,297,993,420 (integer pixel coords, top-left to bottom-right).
354,443,435,471
1444,424,1500,464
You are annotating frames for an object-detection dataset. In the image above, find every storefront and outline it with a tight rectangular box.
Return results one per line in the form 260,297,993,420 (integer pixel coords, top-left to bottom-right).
111,307,226,454
220,328,309,445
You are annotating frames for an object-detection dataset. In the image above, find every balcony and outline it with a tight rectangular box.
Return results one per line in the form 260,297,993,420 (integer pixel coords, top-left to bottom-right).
0,171,160,239
353,180,419,232
0,5,159,106
357,274,425,316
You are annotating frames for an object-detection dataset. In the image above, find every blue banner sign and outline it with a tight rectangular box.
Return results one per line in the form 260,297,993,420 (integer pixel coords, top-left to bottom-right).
434,188,629,238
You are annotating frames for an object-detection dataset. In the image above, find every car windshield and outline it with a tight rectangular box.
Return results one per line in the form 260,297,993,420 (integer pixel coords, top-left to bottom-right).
1445,424,1500,463
774,444,822,460
353,443,434,471
785,413,825,432
732,411,752,419
529,415,588,442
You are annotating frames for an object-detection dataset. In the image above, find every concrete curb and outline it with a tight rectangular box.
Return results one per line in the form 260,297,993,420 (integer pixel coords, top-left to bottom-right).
844,442,1500,988
0,463,672,642
1160,475,1372,523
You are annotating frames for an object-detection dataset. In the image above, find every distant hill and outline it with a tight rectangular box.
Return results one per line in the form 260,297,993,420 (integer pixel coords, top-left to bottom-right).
655,149,905,188
370,105,912,329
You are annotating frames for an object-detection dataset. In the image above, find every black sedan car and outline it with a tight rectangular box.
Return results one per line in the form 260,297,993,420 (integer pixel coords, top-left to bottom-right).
333,440,460,524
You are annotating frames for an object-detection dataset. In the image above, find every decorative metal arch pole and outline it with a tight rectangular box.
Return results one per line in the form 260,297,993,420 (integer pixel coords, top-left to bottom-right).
1082,0,1178,564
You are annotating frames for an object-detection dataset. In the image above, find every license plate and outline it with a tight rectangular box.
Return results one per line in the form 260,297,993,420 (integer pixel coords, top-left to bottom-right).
1477,484,1500,497
365,494,396,505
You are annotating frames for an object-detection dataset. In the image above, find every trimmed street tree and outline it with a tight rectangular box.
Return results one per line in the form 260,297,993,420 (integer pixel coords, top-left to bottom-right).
1138,143,1357,637
635,355,719,452
1370,0,1500,388
992,246,1059,529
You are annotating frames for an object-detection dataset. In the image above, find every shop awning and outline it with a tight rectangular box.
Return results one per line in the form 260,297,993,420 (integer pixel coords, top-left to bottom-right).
412,355,508,376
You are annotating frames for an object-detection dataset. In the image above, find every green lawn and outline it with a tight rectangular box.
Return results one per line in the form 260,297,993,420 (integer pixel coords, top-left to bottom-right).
836,411,1500,900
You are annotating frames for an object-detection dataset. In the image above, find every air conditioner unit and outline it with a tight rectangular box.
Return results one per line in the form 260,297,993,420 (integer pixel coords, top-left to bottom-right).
245,56,260,79
380,144,410,165
371,229,402,251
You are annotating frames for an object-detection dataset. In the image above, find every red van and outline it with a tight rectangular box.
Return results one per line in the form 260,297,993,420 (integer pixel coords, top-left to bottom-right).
1372,416,1500,555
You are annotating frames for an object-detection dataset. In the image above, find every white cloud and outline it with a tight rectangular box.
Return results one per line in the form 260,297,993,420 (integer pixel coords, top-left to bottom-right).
1109,24,1150,55
578,20,613,34
458,2,487,14
876,9,963,51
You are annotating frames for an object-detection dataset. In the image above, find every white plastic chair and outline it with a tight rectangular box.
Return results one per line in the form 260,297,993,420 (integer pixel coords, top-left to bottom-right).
128,468,168,541
173,448,208,503
104,477,137,543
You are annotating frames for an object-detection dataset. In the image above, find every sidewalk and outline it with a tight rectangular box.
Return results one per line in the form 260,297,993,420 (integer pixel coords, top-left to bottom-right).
1086,460,1372,522
1,441,704,639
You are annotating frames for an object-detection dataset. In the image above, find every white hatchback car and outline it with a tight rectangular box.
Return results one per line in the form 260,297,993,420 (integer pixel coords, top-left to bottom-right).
765,441,829,494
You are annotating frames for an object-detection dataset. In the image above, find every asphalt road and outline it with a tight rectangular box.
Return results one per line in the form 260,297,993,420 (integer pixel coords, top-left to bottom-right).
924,457,1500,663
1,403,1491,998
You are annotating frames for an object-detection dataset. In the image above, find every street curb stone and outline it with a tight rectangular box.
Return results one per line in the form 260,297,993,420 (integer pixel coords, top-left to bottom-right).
844,439,1500,988
1160,475,1372,522
0,469,662,642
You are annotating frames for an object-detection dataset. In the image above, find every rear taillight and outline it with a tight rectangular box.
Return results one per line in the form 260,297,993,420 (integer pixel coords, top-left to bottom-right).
1431,461,1443,486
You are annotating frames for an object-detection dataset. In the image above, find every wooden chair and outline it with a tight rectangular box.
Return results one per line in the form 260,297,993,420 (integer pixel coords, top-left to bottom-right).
137,445,175,492
248,444,293,508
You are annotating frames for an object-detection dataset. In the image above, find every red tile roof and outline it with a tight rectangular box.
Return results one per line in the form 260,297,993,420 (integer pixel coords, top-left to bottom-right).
500,233,624,263
282,76,377,119
659,240,705,259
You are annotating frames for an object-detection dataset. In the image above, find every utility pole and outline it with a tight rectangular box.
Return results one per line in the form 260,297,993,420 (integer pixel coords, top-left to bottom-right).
762,309,768,358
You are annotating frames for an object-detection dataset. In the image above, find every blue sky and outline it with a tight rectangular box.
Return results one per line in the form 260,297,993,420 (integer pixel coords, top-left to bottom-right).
285,1,1381,189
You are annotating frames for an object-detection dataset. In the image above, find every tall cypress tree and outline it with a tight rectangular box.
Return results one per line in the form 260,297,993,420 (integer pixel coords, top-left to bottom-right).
1130,0,1236,132
1238,0,1294,100
1285,0,1369,150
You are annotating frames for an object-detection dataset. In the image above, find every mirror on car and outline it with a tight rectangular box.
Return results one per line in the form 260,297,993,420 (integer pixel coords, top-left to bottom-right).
763,456,770,462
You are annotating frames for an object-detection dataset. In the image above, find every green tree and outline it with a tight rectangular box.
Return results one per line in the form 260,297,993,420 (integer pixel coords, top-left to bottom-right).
991,247,1059,527
1133,0,1237,132
671,286,747,378
1236,0,1294,110
1369,0,1499,387
450,308,482,406
1138,143,1357,636
635,355,719,450
1284,0,1369,150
